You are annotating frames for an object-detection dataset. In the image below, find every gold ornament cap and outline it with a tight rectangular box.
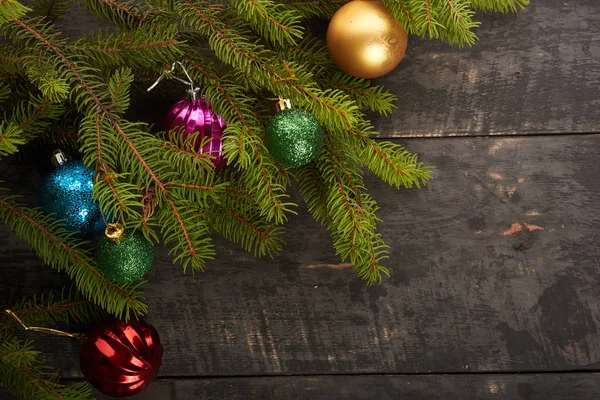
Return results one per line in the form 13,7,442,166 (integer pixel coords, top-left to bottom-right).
327,0,408,79
105,222,125,244
275,98,292,112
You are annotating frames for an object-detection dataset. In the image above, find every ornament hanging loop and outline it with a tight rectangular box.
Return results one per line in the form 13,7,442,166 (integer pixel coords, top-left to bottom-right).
105,222,125,244
275,98,292,112
3,309,83,340
147,61,200,100
51,149,68,166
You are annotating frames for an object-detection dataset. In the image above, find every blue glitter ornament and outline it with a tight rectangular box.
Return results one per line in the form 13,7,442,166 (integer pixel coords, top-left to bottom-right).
39,151,102,237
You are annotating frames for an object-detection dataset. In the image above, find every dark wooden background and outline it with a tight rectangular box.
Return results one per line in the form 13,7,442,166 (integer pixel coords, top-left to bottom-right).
2,1,600,398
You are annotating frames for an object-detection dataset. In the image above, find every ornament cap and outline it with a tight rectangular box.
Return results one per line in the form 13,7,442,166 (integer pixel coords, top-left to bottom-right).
51,149,68,166
275,98,292,112
105,222,125,244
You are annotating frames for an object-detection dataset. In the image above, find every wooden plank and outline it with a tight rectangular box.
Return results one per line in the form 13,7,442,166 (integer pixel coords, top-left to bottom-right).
96,373,600,400
1,135,600,379
374,0,600,137
3,373,600,400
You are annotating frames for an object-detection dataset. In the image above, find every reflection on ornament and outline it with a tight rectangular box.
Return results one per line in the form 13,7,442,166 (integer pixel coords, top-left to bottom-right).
327,0,408,79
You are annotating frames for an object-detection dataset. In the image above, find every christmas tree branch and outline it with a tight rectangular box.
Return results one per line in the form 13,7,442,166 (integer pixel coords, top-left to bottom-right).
206,196,285,258
30,0,71,23
99,117,217,271
0,0,29,24
0,46,24,74
470,0,529,12
186,60,295,223
176,1,364,136
0,333,93,400
276,0,347,19
0,95,67,156
0,83,10,102
382,0,477,47
314,136,390,284
7,15,217,271
0,193,147,319
79,0,147,26
0,122,24,157
67,25,185,68
358,137,432,189
283,36,397,116
296,162,329,225
231,0,304,47
0,285,105,333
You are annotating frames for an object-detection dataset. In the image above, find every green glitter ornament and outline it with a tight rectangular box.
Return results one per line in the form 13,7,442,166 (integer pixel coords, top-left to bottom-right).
96,223,154,284
266,101,323,167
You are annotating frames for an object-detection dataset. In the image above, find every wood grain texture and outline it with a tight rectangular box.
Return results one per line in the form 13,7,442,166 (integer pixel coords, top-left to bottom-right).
374,0,600,137
96,373,600,400
1,135,600,383
4,373,600,400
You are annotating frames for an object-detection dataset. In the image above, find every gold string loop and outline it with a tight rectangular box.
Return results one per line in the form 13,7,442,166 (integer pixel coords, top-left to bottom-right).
4,309,83,340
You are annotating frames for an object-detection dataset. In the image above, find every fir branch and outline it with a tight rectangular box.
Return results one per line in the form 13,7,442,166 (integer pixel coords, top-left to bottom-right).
0,82,10,101
0,285,105,332
159,134,216,172
87,117,217,271
206,196,285,258
7,17,107,116
8,17,214,271
78,0,147,26
107,67,134,114
176,0,272,75
311,136,390,284
0,122,24,156
30,0,71,23
276,0,347,19
0,194,147,319
186,59,296,223
358,138,432,189
2,94,67,154
0,0,30,25
281,35,397,116
296,162,329,225
328,74,397,117
231,0,304,47
0,333,93,400
67,25,185,68
0,45,25,75
22,59,70,103
469,0,529,12
177,2,366,137
155,199,214,271
384,0,480,47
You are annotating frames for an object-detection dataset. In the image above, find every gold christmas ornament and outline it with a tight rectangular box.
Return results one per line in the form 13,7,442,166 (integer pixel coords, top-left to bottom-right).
327,0,408,79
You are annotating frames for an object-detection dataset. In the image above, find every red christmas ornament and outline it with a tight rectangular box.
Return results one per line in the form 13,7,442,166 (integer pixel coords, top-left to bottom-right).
80,319,163,398
163,95,227,168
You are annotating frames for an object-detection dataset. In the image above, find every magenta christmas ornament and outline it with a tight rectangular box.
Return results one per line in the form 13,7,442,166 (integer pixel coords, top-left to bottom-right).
163,95,227,168
148,62,227,169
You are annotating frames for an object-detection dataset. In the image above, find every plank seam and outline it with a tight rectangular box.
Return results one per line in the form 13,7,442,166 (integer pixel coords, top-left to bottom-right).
60,369,600,382
374,131,600,141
